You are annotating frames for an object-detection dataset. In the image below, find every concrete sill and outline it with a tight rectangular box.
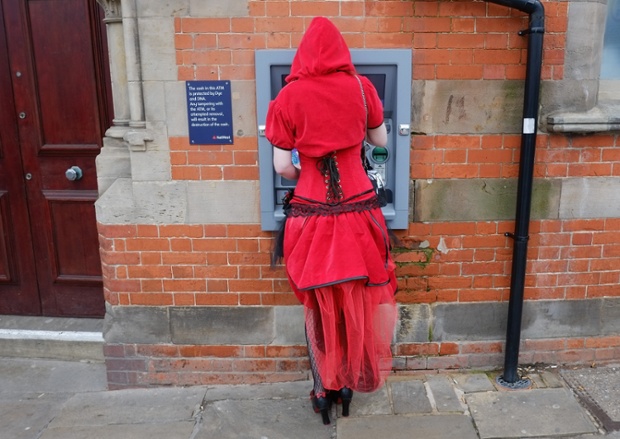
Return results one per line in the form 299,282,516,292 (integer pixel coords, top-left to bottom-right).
0,316,104,362
546,100,620,133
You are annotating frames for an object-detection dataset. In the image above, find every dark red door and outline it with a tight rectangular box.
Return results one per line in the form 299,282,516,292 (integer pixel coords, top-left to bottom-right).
0,0,111,317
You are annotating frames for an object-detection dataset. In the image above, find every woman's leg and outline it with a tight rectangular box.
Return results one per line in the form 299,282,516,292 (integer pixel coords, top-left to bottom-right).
305,307,331,424
305,318,326,398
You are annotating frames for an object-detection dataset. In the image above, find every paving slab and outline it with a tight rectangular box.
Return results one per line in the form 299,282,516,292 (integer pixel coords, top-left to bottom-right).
0,393,70,439
46,386,207,428
529,373,548,389
338,414,479,439
466,388,598,438
390,379,432,414
0,358,107,394
540,370,565,388
452,373,496,393
346,385,392,416
39,422,196,439
194,397,335,439
562,366,620,431
427,374,466,413
201,380,311,402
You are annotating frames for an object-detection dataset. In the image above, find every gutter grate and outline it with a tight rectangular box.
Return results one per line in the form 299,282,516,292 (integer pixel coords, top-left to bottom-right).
561,367,620,432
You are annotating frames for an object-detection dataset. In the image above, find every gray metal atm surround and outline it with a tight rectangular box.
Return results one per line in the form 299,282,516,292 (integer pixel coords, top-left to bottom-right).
255,49,413,231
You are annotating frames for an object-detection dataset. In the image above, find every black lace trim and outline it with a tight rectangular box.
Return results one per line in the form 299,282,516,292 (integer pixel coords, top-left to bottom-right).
287,197,381,217
271,190,383,267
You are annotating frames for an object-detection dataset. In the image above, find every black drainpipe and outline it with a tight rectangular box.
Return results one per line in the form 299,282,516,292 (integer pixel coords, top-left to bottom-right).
485,0,545,388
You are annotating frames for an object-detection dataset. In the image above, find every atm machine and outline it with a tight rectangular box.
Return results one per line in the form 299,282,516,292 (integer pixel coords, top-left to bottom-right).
255,49,412,231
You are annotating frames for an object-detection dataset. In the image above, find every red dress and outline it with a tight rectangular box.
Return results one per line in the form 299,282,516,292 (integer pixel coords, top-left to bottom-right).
266,17,397,393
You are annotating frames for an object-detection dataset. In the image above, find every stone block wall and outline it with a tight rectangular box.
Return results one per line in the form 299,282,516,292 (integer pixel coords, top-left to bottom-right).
96,0,620,389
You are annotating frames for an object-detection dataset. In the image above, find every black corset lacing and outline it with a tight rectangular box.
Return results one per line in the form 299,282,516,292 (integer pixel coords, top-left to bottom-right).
317,152,344,204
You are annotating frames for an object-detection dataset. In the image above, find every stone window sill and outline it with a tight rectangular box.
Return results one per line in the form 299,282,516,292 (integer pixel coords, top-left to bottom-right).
546,100,620,133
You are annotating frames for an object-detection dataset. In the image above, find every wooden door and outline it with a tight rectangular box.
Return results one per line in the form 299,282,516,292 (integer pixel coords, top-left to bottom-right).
0,0,110,317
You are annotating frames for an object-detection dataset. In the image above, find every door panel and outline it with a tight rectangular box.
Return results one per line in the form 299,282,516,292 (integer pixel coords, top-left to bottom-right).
45,190,102,283
0,1,40,315
0,0,109,317
29,0,101,146
0,193,16,282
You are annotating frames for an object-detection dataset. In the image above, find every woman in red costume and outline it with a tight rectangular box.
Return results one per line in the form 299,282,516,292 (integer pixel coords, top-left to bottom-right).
266,17,398,425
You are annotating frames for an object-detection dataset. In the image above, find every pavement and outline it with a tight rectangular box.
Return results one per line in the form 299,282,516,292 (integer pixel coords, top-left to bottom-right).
2,357,620,439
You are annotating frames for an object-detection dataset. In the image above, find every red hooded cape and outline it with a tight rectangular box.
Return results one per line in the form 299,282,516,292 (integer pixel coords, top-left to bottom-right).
265,17,397,393
266,17,384,157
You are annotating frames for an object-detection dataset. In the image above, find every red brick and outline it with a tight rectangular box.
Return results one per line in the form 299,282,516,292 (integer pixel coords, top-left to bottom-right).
396,343,440,356
181,18,231,33
460,342,503,354
276,359,307,372
103,344,126,358
459,289,503,302
137,345,179,357
585,336,620,348
439,343,459,356
587,284,620,298
437,34,485,49
99,225,137,238
443,149,467,163
206,279,229,293
426,355,469,370
239,294,262,305
569,241,604,259
522,338,565,351
192,239,235,252
266,346,307,358
173,293,196,306
100,252,141,266
290,1,339,16
341,1,364,16
232,359,276,372
195,293,239,306
105,279,141,293
437,65,484,80
243,346,266,358
403,17,451,33
130,293,173,306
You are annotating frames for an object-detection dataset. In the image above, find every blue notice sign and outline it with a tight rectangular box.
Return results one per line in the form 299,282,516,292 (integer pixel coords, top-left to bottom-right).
186,80,233,144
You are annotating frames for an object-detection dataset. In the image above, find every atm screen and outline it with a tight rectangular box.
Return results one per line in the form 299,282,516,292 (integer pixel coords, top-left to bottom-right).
360,73,386,103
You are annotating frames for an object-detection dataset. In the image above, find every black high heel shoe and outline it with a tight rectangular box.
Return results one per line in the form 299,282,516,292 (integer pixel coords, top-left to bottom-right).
339,387,353,417
310,391,331,425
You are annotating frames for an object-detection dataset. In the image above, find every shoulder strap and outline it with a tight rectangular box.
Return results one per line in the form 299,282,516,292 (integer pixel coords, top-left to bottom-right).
355,75,368,128
355,75,372,170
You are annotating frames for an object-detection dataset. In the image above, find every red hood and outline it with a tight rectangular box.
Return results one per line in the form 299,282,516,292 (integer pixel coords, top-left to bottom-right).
286,17,356,83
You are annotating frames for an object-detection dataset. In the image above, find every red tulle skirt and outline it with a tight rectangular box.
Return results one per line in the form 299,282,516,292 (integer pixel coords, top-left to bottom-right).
283,208,398,392
301,280,397,393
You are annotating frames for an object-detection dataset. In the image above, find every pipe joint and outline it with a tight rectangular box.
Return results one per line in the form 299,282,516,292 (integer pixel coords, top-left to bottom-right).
505,232,530,242
519,27,545,36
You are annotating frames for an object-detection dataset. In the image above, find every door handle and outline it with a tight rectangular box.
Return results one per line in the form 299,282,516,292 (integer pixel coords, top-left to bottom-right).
65,166,83,181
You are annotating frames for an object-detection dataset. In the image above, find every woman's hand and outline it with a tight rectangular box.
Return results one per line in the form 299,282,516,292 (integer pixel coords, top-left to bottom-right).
273,147,300,180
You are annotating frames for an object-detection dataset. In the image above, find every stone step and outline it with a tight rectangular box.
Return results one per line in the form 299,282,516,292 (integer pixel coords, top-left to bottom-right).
0,315,104,362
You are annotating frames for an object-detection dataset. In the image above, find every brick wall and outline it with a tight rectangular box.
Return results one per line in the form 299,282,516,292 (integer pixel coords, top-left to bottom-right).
98,0,620,388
